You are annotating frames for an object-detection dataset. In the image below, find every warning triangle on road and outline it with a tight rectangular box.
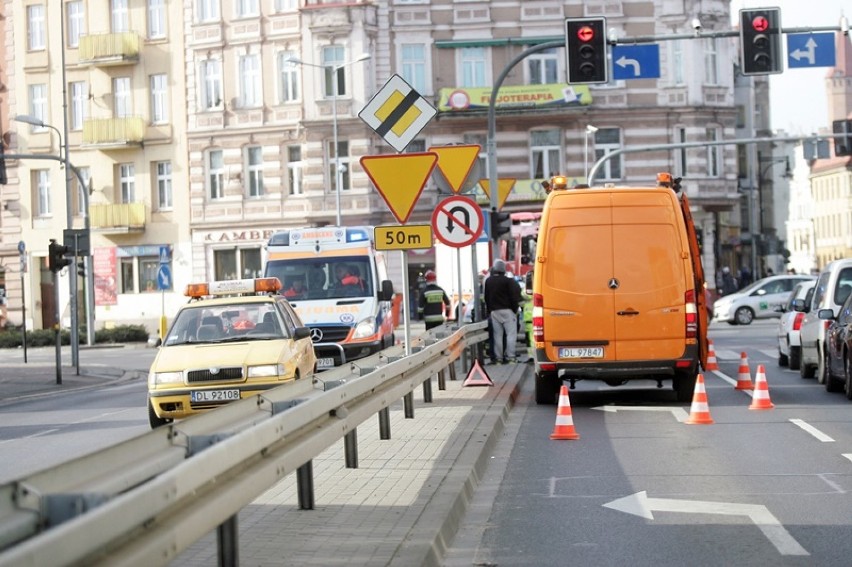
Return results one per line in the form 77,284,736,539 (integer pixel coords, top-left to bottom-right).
361,153,438,224
429,144,481,194
478,178,516,210
463,359,494,387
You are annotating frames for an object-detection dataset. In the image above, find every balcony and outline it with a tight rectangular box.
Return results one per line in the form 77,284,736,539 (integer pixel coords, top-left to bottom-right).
78,32,140,66
90,202,146,233
82,117,146,148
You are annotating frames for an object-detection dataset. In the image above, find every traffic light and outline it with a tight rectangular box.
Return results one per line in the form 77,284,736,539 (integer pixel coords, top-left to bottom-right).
832,119,852,157
77,261,85,278
491,210,511,239
739,8,782,75
565,17,608,84
48,238,72,273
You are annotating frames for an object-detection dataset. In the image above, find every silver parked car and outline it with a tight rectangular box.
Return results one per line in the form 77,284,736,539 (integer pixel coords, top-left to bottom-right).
777,280,816,370
712,274,816,325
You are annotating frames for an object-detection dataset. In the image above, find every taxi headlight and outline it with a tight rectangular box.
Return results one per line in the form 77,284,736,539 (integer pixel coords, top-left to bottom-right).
152,371,183,385
247,364,286,378
353,317,377,339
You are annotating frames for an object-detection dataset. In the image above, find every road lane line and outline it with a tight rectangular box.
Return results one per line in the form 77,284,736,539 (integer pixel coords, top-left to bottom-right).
843,454,852,464
789,419,835,442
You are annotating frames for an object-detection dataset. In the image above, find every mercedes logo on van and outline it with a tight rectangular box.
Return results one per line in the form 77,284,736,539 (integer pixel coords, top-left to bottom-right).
608,278,619,289
310,328,324,343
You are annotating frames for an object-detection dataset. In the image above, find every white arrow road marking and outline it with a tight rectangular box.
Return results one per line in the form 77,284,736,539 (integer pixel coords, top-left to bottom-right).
843,454,852,464
789,418,835,442
604,491,809,556
592,405,689,422
615,55,640,76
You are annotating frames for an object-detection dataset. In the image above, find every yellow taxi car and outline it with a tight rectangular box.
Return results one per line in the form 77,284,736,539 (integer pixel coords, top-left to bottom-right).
147,277,316,428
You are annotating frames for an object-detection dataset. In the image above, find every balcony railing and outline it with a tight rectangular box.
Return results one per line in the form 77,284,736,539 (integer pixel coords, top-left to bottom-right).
90,203,146,232
78,32,140,65
82,117,146,147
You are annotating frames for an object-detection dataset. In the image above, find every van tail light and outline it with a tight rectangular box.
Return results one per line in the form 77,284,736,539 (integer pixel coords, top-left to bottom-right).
792,312,805,331
685,289,697,339
532,293,544,342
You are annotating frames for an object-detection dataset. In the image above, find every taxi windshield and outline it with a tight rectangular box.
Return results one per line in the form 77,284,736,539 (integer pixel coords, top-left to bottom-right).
164,301,284,345
265,257,373,300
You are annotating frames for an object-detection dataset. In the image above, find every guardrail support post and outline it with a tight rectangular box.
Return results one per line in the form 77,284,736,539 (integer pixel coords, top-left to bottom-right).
344,430,359,468
437,368,446,390
403,392,414,418
422,375,433,402
449,360,457,381
217,515,239,567
297,461,315,510
378,407,391,439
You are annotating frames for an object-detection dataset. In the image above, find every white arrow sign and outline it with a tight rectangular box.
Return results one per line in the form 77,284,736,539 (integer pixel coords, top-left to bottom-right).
603,491,808,556
591,405,689,422
790,37,817,65
615,55,641,76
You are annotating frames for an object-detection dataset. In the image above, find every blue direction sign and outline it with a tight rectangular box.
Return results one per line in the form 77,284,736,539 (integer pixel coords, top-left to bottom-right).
157,264,172,291
787,33,836,68
159,245,170,265
612,44,660,80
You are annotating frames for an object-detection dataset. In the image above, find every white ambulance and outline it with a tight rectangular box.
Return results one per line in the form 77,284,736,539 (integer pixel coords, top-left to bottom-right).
263,227,397,370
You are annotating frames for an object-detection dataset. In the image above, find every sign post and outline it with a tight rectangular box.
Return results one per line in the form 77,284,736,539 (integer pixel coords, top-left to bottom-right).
18,241,27,363
158,246,171,340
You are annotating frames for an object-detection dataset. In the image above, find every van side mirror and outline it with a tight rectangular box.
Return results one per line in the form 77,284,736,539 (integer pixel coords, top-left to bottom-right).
525,271,534,294
379,280,394,301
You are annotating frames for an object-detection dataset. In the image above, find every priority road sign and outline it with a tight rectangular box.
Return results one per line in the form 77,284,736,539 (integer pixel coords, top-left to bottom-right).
359,74,437,153
612,44,661,80
360,153,438,224
431,195,483,248
787,32,836,68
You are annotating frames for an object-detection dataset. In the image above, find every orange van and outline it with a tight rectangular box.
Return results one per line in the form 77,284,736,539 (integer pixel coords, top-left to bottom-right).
531,174,708,404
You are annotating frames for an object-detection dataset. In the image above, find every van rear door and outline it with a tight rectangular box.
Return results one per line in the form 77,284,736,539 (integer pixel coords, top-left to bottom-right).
679,193,708,369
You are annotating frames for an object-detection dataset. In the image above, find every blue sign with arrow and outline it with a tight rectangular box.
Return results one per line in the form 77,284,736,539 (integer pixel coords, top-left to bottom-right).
787,32,836,68
612,44,660,80
157,264,172,291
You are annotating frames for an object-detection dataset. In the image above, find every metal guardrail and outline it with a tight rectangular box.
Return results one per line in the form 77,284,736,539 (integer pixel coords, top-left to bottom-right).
0,322,487,566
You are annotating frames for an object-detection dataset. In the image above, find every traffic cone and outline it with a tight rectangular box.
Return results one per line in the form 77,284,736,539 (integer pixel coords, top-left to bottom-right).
749,364,775,410
735,352,754,390
705,340,719,371
685,374,714,425
550,385,580,440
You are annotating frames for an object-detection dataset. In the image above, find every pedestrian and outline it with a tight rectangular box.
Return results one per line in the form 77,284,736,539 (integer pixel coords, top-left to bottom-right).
719,266,738,296
484,258,523,364
417,270,450,330
737,265,752,289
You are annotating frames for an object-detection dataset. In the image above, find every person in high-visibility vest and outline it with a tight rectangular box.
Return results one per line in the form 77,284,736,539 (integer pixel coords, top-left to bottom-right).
417,270,450,330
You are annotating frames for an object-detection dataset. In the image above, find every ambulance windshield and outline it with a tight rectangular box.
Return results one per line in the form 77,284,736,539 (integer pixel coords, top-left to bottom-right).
265,257,372,300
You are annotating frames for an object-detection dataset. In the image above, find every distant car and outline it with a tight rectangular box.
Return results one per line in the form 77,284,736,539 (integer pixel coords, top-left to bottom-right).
712,274,816,325
776,280,816,370
824,290,852,398
147,277,316,429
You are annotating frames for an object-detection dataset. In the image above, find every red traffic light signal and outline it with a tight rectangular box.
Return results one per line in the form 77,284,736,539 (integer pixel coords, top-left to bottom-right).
739,8,782,76
576,25,595,43
565,17,608,84
750,15,769,33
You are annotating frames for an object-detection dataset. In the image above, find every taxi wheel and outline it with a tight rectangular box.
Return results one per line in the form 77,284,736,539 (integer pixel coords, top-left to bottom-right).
734,307,754,325
148,400,171,429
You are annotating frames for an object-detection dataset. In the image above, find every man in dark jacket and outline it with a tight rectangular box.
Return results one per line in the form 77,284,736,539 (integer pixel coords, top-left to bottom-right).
418,270,450,330
484,259,523,364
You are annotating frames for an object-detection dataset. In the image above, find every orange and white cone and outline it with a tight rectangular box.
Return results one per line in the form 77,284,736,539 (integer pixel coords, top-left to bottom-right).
705,340,719,371
685,374,714,425
735,352,754,390
550,385,580,440
749,364,775,410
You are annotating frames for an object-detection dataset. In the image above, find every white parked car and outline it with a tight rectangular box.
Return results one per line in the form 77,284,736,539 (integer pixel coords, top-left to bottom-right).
777,280,816,370
712,274,816,325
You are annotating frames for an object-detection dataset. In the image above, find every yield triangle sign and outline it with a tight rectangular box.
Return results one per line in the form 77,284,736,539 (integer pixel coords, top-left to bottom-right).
429,144,481,194
360,153,438,224
479,178,517,210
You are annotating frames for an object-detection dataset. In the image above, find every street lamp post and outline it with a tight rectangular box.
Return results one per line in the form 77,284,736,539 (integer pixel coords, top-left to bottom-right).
584,125,598,183
287,53,371,226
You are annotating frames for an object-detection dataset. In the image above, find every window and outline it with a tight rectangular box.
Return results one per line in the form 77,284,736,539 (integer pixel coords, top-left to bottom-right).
70,81,88,131
238,54,261,107
328,140,350,192
527,47,558,84
460,47,487,87
706,127,721,177
401,43,427,93
148,0,166,39
208,149,224,199
703,38,718,85
278,52,300,103
67,1,85,48
464,133,488,178
214,249,262,281
27,5,45,51
113,77,132,118
200,59,223,109
120,258,134,293
139,257,161,292
29,84,48,130
287,145,303,195
593,128,622,181
246,146,263,197
673,126,687,177
150,74,168,124
274,0,297,11
671,40,684,86
35,170,51,217
530,129,561,179
111,0,129,32
236,0,258,18
322,45,345,97
197,0,219,22
155,161,173,210
118,163,135,203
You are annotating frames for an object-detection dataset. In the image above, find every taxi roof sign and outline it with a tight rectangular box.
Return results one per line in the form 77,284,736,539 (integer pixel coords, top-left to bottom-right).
359,74,437,153
429,144,481,194
360,152,438,224
478,178,517,210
